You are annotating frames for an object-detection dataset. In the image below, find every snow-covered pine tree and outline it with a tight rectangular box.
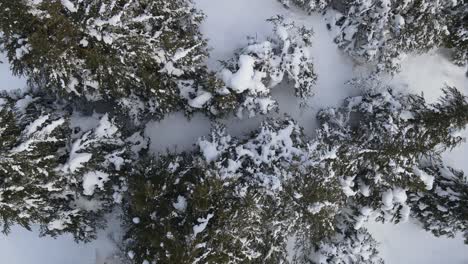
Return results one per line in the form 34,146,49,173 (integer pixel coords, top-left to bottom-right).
330,0,464,73
290,204,384,264
54,112,144,241
281,0,466,73
408,86,468,150
317,83,468,225
310,228,383,264
445,2,467,67
0,0,225,121
124,119,341,264
124,154,258,264
306,217,384,264
0,94,70,235
0,93,146,241
219,16,317,118
410,161,468,244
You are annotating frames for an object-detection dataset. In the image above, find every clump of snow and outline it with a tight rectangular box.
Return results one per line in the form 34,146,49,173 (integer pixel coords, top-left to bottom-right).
354,206,374,229
79,38,89,47
63,138,93,173
392,188,407,204
198,139,220,162
105,151,125,171
197,127,232,163
48,219,69,231
188,91,213,108
61,0,77,12
413,166,435,190
340,176,357,197
222,55,268,94
173,195,188,212
82,171,110,196
307,202,333,214
399,204,411,222
193,213,214,237
359,183,371,197
14,95,35,114
95,114,118,138
173,44,202,62
381,189,394,210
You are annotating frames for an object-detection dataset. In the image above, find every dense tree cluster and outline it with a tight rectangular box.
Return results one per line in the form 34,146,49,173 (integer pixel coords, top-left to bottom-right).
280,0,468,73
0,1,319,121
121,84,468,263
124,120,341,263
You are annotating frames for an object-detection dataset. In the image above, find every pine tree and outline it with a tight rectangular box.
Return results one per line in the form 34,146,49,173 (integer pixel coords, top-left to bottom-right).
316,83,468,224
219,16,317,118
409,161,468,244
0,94,70,235
445,2,468,67
0,93,147,241
282,0,466,72
308,227,383,264
331,0,463,72
124,119,341,263
0,0,223,121
290,208,384,264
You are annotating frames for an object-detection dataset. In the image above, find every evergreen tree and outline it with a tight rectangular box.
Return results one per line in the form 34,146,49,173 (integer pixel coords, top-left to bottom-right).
124,119,341,263
330,0,463,72
410,161,468,244
220,16,317,118
316,83,468,224
308,227,383,264
281,0,467,72
0,0,223,121
0,94,70,235
445,2,468,67
0,93,146,241
291,209,384,264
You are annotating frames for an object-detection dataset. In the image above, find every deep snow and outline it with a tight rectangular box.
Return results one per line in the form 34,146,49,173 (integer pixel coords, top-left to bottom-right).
0,0,467,263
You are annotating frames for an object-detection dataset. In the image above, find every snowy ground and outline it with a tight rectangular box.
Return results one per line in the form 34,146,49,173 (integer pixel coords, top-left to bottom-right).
0,54,27,92
1,0,467,263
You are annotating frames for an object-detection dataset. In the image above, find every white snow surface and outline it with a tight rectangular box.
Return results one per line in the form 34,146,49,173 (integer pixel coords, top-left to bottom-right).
0,54,27,92
367,220,468,264
1,0,468,263
82,171,110,196
0,214,123,264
